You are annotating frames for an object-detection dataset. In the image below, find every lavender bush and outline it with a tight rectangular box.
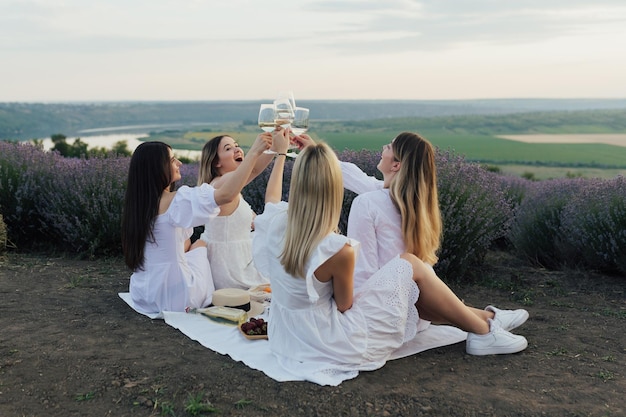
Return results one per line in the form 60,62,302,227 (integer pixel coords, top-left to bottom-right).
243,159,294,215
0,141,61,247
435,151,513,280
559,176,626,275
34,156,129,256
496,174,532,212
509,178,593,269
179,163,198,188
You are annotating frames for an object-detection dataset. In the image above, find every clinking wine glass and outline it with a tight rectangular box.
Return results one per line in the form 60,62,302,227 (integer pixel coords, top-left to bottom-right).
258,103,280,154
273,97,294,128
276,90,296,113
291,107,309,136
258,104,277,132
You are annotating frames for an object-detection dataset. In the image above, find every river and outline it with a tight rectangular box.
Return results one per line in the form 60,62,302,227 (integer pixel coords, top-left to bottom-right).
29,133,202,160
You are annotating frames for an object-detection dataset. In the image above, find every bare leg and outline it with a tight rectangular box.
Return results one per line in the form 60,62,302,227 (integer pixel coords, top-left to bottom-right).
419,305,493,325
399,253,490,335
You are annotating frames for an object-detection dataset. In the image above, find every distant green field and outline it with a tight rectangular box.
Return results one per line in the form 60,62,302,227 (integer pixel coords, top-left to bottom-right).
148,109,626,178
311,130,626,168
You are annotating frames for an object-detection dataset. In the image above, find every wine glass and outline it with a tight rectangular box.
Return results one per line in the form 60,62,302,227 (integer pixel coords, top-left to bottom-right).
276,90,296,112
258,104,276,132
258,104,281,155
273,97,294,128
291,107,309,136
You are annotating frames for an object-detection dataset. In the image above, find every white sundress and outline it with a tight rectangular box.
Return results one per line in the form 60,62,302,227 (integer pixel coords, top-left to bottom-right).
252,201,423,385
200,195,268,290
129,184,219,315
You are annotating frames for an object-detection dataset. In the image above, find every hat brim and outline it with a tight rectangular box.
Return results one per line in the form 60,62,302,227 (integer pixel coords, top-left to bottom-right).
246,300,265,318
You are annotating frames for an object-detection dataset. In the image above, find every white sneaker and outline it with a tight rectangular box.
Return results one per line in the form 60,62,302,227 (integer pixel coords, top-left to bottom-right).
485,305,529,331
466,319,528,355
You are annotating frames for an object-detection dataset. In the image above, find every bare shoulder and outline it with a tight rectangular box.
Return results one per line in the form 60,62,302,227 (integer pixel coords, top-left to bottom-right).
158,190,176,215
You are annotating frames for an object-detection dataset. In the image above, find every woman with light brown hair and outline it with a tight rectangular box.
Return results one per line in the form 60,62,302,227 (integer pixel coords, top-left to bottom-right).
195,133,279,290
288,132,529,360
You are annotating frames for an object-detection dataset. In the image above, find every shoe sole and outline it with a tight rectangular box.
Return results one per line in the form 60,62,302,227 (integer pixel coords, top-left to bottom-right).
466,339,528,356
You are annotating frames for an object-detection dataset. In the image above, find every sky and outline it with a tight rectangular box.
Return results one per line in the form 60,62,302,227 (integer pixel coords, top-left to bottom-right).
1,0,626,102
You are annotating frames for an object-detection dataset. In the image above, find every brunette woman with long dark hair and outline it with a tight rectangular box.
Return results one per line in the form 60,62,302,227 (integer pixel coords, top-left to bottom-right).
121,134,270,315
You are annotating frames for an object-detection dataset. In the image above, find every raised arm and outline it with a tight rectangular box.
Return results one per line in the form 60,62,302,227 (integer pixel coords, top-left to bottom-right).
265,128,290,204
294,134,382,194
248,147,276,185
248,124,295,183
214,133,271,205
340,161,384,194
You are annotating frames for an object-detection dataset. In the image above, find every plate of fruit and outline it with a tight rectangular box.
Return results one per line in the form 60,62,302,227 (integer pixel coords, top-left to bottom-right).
239,317,268,340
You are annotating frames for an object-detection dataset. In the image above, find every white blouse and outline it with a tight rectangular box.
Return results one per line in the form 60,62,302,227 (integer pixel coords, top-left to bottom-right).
340,161,407,289
347,188,405,289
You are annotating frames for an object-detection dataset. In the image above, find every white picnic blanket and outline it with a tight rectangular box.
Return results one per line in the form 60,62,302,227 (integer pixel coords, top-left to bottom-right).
119,292,467,386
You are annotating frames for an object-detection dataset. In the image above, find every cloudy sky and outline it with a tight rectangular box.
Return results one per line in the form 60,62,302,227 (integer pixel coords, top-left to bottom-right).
1,0,625,102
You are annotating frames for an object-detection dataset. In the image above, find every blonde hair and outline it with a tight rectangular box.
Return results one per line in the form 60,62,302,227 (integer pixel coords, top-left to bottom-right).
281,142,344,278
389,132,441,265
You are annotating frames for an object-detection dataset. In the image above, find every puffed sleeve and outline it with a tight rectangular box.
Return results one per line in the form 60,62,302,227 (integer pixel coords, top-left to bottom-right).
304,234,360,303
347,193,381,288
340,161,384,195
166,184,221,228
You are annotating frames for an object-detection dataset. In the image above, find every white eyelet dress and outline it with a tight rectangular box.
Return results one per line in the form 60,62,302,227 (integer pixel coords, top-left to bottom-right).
252,201,423,385
199,195,268,290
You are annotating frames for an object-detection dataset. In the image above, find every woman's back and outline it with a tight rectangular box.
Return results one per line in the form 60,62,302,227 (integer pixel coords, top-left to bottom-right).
202,195,267,289
347,188,404,289
253,203,367,361
253,201,422,378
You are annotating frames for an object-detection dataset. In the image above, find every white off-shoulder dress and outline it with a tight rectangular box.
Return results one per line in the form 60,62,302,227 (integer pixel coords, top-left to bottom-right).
252,202,425,385
129,184,220,315
200,195,268,290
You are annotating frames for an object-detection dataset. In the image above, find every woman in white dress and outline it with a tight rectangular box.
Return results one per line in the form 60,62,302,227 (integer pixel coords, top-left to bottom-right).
196,134,276,290
121,135,271,315
253,132,527,385
289,133,529,357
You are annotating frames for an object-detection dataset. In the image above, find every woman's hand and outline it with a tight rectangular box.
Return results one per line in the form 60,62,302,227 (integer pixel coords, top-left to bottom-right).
270,127,290,154
248,132,272,157
291,133,315,150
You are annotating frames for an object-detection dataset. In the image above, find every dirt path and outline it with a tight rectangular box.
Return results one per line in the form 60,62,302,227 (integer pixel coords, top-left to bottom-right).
0,251,624,417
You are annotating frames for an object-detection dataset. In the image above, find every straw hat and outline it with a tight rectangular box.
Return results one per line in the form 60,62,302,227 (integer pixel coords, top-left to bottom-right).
212,288,265,318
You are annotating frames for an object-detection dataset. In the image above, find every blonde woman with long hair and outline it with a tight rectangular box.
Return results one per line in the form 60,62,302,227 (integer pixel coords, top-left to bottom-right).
290,132,529,360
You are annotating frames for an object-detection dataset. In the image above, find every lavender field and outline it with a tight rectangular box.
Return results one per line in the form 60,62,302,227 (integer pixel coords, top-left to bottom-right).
1,140,624,281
